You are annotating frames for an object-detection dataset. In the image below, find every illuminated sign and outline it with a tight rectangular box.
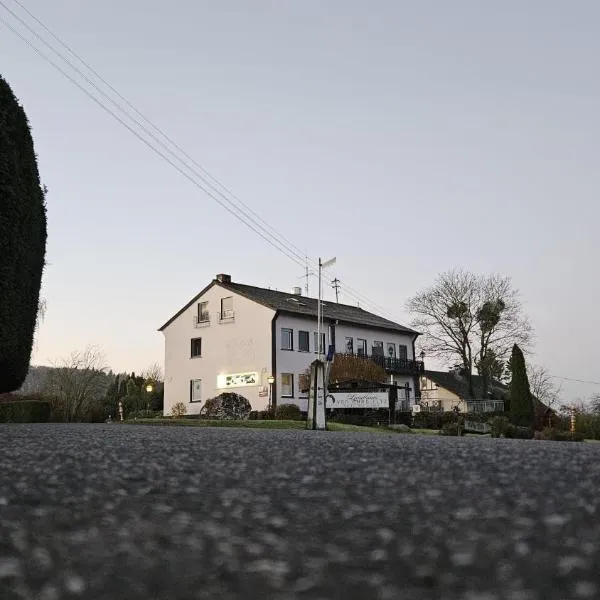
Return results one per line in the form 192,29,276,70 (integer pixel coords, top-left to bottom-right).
217,372,259,389
326,392,388,409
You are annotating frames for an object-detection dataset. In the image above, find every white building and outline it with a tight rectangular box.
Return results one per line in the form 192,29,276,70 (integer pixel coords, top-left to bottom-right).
159,274,423,416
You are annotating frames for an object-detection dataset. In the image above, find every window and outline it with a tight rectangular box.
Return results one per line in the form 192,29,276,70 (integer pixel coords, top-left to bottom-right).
299,373,309,397
398,345,408,360
197,301,209,323
387,342,396,358
190,379,202,403
190,338,202,358
281,373,294,397
281,328,294,350
220,296,234,320
299,330,310,352
357,338,367,356
372,341,384,356
345,337,354,354
313,332,325,354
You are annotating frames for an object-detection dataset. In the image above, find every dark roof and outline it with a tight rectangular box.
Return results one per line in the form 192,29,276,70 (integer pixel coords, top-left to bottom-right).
218,281,417,335
424,370,508,400
159,278,418,335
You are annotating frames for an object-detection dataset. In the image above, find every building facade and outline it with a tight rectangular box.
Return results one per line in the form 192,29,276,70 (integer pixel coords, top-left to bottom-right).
159,274,423,416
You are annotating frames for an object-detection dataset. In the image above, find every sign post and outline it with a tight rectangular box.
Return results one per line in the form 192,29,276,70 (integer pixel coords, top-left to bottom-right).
307,359,327,430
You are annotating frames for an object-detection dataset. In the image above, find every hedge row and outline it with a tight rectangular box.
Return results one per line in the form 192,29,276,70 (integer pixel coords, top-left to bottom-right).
0,400,51,422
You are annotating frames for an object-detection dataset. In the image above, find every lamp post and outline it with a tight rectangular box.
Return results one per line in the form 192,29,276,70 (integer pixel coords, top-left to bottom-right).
145,383,153,411
267,375,275,413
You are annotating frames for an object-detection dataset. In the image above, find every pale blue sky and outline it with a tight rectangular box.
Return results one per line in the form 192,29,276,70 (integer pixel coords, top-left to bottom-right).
1,0,599,401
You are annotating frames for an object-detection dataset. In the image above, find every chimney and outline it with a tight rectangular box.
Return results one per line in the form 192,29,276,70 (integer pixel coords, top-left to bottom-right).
291,286,302,296
216,274,231,283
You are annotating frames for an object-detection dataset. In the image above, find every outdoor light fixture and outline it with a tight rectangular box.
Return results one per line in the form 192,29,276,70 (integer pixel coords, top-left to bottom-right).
146,383,153,393
267,376,275,413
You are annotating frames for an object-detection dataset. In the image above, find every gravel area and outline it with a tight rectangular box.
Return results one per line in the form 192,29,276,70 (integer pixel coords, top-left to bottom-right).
1,423,599,599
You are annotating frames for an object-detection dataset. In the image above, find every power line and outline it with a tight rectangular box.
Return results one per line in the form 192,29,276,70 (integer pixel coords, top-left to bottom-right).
550,375,600,387
1,2,402,324
6,0,312,267
0,10,307,271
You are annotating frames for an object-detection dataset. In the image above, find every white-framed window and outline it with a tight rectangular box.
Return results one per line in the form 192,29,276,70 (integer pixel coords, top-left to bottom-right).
190,379,202,403
281,373,294,397
345,337,354,353
220,297,234,320
190,338,202,358
197,301,209,323
357,338,367,356
387,342,396,358
313,332,325,354
298,330,310,352
372,341,384,356
299,373,309,397
398,345,408,360
281,328,294,350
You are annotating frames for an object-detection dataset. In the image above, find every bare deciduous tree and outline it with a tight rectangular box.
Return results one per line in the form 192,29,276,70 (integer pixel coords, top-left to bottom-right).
528,364,561,409
407,270,532,398
49,346,110,422
142,362,163,383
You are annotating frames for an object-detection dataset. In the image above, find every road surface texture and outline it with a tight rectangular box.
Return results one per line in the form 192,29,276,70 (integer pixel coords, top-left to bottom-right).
1,424,600,600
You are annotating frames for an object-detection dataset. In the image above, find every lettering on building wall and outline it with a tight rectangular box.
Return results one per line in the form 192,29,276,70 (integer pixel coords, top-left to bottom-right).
217,372,259,389
327,392,388,409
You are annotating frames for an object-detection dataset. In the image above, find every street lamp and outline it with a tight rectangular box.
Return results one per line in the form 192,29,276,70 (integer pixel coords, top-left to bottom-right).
267,375,275,413
145,383,153,411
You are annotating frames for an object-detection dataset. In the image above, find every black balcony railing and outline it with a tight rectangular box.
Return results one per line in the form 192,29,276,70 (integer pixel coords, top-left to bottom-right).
338,352,425,375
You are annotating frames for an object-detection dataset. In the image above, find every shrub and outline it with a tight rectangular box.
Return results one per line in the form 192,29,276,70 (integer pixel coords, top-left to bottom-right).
575,413,600,440
171,402,187,418
275,403,302,421
0,76,47,393
440,421,463,436
489,416,510,438
504,424,533,439
201,393,251,420
534,428,584,442
0,400,51,422
249,409,274,420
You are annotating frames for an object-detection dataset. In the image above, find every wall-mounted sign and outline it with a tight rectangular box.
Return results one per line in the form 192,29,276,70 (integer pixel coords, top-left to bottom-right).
326,392,388,409
217,372,259,389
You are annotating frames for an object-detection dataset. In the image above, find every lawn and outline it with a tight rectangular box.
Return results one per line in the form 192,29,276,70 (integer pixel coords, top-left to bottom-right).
128,418,405,434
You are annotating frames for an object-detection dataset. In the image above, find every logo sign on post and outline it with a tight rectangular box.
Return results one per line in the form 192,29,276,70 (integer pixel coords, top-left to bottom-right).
327,392,389,409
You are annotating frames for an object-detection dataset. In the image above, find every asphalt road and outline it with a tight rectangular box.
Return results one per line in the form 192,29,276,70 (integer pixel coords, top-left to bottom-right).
1,424,600,600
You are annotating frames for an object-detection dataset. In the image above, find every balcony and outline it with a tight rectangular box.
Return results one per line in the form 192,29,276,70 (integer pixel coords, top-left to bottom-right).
340,352,425,376
465,400,505,413
193,313,210,327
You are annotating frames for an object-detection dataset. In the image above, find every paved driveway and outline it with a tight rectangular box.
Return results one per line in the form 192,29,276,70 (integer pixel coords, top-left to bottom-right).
1,424,599,599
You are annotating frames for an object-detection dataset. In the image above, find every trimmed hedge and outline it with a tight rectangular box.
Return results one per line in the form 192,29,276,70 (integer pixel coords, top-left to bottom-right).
0,76,47,392
0,400,50,422
275,404,302,421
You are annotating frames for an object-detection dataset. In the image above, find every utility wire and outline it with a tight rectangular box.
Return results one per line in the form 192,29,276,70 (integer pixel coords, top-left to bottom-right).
7,0,312,266
0,12,308,270
1,2,402,322
0,0,309,269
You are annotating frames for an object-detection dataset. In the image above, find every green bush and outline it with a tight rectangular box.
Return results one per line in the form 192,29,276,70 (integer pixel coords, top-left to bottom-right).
575,414,600,440
0,76,47,392
275,403,302,421
504,424,533,439
201,393,251,420
440,421,463,436
489,416,510,438
534,428,584,442
249,409,274,420
0,399,51,422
